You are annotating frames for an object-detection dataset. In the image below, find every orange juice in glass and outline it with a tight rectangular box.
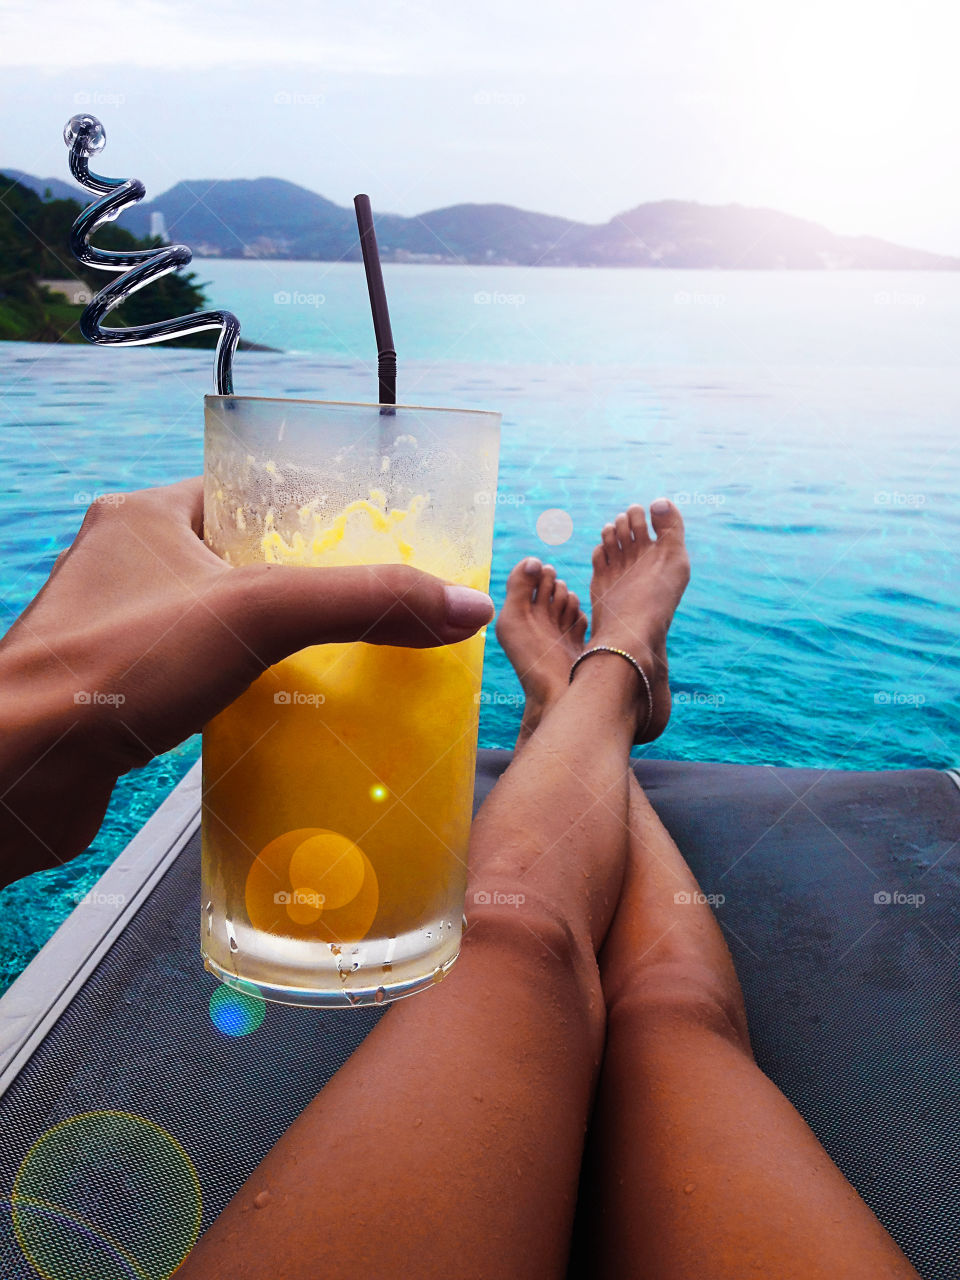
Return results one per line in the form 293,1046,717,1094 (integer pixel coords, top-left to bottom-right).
201,395,500,1006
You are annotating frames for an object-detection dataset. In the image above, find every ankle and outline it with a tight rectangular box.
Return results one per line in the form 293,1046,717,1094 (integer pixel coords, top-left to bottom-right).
567,649,646,730
585,630,661,683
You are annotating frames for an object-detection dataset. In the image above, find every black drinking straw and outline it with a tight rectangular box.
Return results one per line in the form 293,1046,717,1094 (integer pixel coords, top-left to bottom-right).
354,194,397,414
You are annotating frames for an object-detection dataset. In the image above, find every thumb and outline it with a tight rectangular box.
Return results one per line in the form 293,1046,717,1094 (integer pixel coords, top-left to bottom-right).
218,561,495,667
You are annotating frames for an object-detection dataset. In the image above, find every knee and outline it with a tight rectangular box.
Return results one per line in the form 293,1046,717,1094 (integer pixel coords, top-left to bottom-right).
605,959,752,1055
466,889,586,976
464,892,606,1040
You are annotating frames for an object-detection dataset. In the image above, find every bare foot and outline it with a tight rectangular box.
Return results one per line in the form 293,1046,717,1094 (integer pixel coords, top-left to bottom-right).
587,500,690,742
495,556,589,749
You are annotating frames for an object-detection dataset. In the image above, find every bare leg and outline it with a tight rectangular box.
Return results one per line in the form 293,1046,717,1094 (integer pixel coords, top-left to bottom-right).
578,773,921,1279
178,506,689,1280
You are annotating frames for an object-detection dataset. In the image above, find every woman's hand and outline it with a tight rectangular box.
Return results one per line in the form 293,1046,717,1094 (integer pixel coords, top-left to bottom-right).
0,477,493,886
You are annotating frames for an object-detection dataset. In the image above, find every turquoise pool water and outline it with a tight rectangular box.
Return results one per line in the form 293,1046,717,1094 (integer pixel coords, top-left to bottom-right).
1,265,958,991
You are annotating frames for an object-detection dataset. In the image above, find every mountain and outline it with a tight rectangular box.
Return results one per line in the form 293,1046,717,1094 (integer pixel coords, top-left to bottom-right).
117,177,355,259
1,170,86,204
5,170,958,268
350,204,583,265
574,201,960,269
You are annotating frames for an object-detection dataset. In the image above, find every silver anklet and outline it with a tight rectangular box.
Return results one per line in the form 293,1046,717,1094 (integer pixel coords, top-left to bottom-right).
568,645,654,739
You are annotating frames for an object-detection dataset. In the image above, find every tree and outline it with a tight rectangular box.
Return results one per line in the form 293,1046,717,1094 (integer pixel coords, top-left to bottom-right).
0,178,213,344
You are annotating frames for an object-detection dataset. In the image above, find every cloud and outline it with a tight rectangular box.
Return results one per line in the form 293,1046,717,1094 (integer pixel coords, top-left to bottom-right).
0,0,410,71
0,0,671,74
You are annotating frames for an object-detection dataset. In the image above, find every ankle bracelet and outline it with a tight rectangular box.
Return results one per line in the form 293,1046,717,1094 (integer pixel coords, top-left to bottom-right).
568,645,654,739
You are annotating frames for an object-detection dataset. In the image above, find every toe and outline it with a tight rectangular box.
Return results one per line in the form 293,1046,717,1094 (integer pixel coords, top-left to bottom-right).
572,612,588,644
535,563,557,606
560,590,580,630
627,504,651,547
592,543,608,574
649,498,685,543
505,556,540,604
601,523,619,561
551,578,569,620
614,511,631,553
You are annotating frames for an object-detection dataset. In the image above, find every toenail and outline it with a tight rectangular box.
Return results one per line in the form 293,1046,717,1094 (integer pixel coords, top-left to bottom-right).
523,557,542,574
651,498,671,514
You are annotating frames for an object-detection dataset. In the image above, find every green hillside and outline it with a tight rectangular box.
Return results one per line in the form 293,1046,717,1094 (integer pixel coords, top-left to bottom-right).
0,177,210,344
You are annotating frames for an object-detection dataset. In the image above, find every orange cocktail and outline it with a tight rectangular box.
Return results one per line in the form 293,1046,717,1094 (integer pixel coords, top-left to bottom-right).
201,396,500,1006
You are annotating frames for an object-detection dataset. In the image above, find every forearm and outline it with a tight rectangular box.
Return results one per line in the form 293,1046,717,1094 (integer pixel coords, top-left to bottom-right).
0,646,118,889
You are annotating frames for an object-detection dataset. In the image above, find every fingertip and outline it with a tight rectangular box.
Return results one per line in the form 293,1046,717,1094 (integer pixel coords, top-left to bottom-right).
444,585,495,629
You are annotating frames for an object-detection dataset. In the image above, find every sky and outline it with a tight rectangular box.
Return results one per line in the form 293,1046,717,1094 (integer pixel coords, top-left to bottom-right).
3,0,960,253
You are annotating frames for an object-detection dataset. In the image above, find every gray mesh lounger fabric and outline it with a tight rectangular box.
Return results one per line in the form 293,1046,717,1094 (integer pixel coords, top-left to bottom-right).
0,751,957,1278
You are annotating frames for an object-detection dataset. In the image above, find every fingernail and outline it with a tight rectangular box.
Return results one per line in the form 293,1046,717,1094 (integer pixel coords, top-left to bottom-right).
523,556,542,574
444,585,494,628
651,498,671,514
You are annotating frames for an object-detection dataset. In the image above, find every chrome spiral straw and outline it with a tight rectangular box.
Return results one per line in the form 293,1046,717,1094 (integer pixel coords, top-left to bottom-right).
63,114,240,394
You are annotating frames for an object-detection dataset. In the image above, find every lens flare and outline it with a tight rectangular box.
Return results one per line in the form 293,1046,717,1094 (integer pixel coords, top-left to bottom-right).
209,981,266,1037
245,827,379,942
536,508,573,546
12,1110,201,1280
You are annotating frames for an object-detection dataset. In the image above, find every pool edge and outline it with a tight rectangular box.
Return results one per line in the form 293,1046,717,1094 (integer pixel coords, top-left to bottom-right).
0,760,202,1099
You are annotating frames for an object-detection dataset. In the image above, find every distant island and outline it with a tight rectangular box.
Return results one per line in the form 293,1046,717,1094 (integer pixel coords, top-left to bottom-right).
5,169,959,270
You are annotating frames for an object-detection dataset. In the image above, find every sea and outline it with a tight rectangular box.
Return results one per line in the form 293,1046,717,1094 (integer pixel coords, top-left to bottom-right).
0,262,958,990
